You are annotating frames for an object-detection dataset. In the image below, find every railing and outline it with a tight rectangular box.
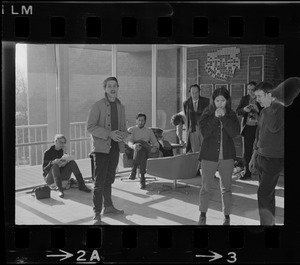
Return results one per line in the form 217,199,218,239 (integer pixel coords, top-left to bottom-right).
69,122,91,160
15,122,91,167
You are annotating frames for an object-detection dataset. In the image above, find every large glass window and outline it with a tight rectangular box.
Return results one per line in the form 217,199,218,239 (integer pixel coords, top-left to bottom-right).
16,44,49,166
68,45,112,159
156,46,180,143
116,45,152,128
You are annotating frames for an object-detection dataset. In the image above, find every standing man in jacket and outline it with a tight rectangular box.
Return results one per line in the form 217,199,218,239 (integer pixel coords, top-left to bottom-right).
183,84,210,154
183,84,209,176
87,76,128,225
236,81,263,180
249,81,284,226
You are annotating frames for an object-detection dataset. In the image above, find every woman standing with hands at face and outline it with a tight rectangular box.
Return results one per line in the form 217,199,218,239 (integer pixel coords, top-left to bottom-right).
198,87,240,225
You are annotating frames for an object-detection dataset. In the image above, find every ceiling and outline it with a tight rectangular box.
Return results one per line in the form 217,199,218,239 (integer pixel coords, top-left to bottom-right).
69,44,210,53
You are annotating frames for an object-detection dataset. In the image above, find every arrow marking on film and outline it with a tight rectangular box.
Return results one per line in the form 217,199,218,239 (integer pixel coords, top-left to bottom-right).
46,249,73,261
196,250,223,262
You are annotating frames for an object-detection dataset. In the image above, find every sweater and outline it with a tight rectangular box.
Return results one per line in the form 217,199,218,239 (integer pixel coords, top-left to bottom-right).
127,126,159,149
42,145,63,177
254,100,284,158
199,108,240,162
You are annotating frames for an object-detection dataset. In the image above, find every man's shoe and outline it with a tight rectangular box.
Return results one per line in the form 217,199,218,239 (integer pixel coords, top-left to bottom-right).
239,172,252,180
140,181,146,189
223,218,230,225
102,206,124,215
198,216,206,225
92,213,102,225
79,185,92,193
139,174,146,189
129,172,136,180
58,190,64,198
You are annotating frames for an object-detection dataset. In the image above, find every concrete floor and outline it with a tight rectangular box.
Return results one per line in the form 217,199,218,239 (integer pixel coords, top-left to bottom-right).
15,168,284,226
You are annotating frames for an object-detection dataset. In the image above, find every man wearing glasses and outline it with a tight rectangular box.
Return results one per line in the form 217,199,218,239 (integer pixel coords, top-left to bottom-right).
42,134,91,198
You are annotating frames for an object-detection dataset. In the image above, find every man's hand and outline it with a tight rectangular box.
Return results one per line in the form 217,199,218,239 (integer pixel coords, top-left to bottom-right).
134,143,142,151
110,130,123,142
251,104,259,112
249,151,258,173
150,146,158,153
243,105,252,113
52,159,61,165
59,160,68,168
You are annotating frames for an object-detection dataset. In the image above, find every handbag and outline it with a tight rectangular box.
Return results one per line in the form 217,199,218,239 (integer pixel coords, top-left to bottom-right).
31,185,51,200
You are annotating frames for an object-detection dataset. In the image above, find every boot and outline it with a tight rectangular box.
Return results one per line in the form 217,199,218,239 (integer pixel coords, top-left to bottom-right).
129,164,138,180
140,174,146,189
75,173,92,193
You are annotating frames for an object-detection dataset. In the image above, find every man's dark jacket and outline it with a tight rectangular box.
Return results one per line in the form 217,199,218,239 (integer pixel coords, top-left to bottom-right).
236,95,263,135
183,96,209,152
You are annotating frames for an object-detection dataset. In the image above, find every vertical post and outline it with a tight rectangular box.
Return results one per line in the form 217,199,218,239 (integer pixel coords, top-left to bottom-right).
112,45,117,77
45,44,58,144
56,44,70,153
152,45,157,127
181,47,187,103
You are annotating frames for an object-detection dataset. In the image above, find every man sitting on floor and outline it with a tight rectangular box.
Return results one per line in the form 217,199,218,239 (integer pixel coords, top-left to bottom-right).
127,113,160,189
42,134,91,198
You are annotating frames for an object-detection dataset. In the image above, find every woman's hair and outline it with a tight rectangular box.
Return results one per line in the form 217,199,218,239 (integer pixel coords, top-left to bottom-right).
170,113,185,126
103,76,119,88
54,134,67,143
206,87,232,115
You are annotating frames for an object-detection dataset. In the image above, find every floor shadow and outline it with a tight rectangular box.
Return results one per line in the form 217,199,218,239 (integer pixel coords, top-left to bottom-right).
16,200,64,224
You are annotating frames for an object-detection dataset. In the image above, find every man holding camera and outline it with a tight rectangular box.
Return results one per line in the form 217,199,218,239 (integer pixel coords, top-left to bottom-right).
236,81,263,180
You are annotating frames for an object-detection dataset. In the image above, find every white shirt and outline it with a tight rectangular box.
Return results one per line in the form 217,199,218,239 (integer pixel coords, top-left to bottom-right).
193,100,198,111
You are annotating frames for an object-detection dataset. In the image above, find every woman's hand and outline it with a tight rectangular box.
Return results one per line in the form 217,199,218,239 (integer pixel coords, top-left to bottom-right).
215,108,225,117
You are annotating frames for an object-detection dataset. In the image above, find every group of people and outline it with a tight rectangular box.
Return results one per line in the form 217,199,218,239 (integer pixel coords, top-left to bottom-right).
42,76,284,226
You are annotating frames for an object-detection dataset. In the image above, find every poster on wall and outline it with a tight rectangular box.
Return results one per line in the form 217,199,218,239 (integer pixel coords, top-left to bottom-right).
215,84,229,91
248,55,264,83
230,83,245,110
200,84,213,99
187,59,198,93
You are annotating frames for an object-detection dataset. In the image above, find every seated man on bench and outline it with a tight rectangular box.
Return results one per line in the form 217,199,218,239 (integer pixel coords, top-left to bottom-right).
127,113,160,189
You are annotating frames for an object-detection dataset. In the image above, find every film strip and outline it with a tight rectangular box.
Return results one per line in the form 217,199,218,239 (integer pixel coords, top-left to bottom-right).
3,1,300,264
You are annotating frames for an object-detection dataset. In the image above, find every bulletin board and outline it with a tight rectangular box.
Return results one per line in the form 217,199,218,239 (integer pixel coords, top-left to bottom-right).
200,84,213,99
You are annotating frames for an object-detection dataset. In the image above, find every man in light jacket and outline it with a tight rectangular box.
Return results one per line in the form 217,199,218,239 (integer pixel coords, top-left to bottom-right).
86,77,128,225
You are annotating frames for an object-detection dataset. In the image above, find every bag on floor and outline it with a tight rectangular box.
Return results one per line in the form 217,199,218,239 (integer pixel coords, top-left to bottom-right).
31,185,51,200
